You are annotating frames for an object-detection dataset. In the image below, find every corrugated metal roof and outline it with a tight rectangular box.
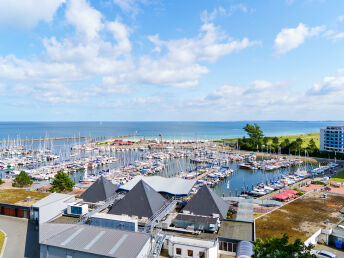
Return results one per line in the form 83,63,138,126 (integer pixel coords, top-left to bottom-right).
32,193,74,208
40,223,150,258
119,176,196,196
183,185,229,219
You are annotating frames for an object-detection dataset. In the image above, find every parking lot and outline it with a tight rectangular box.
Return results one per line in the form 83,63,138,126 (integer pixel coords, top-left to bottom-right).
314,244,344,257
0,215,39,258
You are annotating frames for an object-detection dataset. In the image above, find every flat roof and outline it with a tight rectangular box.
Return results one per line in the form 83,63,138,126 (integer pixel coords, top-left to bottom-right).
119,176,196,196
40,223,150,258
0,189,49,207
168,235,216,248
32,193,74,208
218,220,254,242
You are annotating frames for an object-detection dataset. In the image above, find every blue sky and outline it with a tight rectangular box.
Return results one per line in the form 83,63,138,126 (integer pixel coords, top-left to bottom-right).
0,0,344,121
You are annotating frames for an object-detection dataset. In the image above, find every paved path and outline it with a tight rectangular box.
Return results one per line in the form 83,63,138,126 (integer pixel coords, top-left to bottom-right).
0,215,39,258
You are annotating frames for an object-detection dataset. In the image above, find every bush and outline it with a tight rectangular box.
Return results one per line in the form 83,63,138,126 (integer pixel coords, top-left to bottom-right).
0,178,4,185
312,180,325,185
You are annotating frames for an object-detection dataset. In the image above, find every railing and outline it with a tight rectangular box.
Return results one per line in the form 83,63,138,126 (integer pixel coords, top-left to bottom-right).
144,198,177,233
76,193,125,224
148,229,167,258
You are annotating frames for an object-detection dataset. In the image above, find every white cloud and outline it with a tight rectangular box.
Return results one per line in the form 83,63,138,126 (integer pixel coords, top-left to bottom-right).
66,0,104,41
324,30,344,42
141,23,259,87
107,20,132,54
274,23,325,54
200,4,248,23
112,0,145,17
338,15,344,22
0,0,65,30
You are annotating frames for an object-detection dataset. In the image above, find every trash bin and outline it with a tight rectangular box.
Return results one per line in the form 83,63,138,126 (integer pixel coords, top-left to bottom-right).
335,240,343,249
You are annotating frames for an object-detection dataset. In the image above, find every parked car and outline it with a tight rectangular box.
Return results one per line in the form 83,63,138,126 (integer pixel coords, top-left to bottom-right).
310,250,337,258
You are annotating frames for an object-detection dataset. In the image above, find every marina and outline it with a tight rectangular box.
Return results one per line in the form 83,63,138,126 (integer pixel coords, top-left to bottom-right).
0,133,332,198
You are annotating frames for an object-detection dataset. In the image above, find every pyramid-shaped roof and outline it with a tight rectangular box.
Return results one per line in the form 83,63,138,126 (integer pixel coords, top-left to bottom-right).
108,180,166,219
182,185,229,219
80,176,118,203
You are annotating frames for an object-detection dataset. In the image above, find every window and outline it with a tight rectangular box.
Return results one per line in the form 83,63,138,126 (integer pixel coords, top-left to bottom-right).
187,250,193,257
176,248,182,255
199,251,205,258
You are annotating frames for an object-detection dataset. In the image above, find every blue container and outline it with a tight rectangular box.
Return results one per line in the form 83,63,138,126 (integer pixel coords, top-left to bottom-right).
335,240,343,249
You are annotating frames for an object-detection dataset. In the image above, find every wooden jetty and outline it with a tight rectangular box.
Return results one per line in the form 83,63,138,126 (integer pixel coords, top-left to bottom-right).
0,136,86,144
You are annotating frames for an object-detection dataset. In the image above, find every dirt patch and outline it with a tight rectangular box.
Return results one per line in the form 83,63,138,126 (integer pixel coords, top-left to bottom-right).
255,192,344,242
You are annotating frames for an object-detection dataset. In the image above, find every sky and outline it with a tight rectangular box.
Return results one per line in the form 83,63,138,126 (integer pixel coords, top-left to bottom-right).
0,0,344,121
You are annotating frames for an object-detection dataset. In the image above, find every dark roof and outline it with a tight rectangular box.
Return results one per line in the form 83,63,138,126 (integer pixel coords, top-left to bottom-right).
108,180,166,219
39,223,150,258
174,214,218,224
182,185,229,219
80,176,118,203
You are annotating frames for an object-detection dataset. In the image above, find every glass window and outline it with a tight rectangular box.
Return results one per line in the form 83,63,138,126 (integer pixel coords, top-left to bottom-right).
199,251,205,258
176,248,182,255
187,250,193,257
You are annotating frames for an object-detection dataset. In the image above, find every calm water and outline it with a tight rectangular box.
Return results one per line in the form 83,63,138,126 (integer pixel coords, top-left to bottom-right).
1,121,344,140
0,121,333,196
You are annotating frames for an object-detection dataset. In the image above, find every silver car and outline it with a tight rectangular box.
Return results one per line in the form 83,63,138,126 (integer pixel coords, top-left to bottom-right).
310,250,337,258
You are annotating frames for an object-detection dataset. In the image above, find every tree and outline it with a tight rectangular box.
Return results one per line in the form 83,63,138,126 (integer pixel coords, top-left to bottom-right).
0,178,4,185
243,123,264,148
263,137,269,146
253,234,313,258
13,171,33,188
307,139,318,155
272,137,279,145
295,137,303,148
50,171,74,193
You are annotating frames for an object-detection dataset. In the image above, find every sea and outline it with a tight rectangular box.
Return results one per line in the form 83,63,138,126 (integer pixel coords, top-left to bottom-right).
1,121,343,197
1,121,344,140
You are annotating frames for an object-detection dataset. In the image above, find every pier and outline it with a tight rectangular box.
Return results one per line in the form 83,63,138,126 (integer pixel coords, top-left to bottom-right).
0,136,86,144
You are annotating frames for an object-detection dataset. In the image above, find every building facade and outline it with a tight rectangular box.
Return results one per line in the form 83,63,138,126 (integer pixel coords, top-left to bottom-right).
320,126,344,153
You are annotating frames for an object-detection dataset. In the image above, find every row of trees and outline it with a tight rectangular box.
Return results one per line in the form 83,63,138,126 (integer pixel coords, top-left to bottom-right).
237,123,343,159
12,170,74,192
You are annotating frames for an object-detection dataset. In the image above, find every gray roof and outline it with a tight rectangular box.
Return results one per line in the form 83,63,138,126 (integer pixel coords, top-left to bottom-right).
109,180,167,219
182,185,229,219
80,176,118,203
33,193,74,208
174,214,218,224
39,223,150,258
218,220,254,242
119,176,196,196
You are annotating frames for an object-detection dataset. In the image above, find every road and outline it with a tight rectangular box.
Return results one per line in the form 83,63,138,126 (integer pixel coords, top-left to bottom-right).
0,215,39,258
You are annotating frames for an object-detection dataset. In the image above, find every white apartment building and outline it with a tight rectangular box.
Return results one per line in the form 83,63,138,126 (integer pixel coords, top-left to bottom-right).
320,126,344,153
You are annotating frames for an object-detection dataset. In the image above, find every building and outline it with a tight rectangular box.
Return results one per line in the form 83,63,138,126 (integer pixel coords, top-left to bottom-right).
320,126,344,153
119,175,196,196
39,223,151,258
165,235,218,258
173,214,220,232
80,176,118,203
108,180,167,220
182,185,230,220
32,193,75,224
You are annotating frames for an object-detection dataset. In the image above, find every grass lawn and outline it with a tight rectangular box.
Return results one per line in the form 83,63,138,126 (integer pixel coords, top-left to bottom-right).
0,230,5,254
255,192,344,242
0,189,48,206
331,171,344,182
221,132,320,148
